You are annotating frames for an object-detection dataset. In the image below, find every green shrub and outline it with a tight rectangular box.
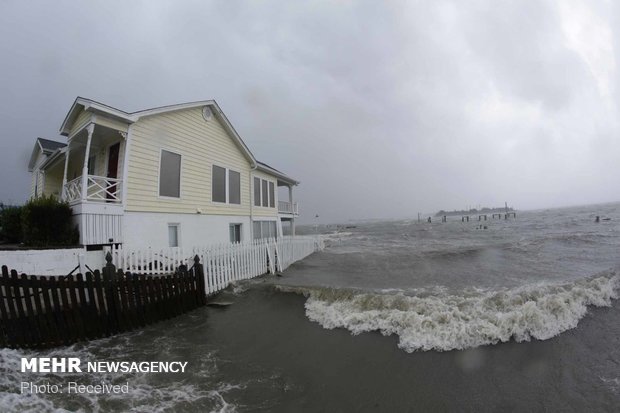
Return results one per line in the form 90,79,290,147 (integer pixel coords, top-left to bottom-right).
21,196,79,247
0,205,23,243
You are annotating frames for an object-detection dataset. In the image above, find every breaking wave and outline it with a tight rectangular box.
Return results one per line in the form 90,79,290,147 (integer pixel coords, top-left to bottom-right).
278,270,619,352
0,333,239,413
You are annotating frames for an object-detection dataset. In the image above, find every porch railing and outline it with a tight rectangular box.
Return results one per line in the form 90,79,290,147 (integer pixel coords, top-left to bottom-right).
278,201,299,215
64,175,122,204
64,176,82,203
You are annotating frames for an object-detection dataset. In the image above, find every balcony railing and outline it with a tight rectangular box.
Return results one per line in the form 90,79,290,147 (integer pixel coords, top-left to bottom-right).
64,175,122,204
278,201,299,215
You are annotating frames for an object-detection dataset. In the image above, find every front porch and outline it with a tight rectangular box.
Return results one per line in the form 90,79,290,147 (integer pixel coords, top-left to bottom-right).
39,120,128,246
60,122,126,205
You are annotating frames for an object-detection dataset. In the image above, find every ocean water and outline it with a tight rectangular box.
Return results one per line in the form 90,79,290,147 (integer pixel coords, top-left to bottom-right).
280,203,620,352
1,203,619,412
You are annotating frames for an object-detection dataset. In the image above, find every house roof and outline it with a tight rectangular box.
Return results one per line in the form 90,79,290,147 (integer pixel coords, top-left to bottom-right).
256,161,299,185
57,97,298,183
38,137,66,152
28,137,67,171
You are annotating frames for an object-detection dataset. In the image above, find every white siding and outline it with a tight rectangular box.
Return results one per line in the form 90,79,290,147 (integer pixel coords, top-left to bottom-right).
30,151,47,199
69,109,91,137
125,107,254,215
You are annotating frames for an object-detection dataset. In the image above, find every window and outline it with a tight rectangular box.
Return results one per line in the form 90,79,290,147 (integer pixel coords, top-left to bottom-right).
229,170,240,204
212,165,226,203
261,180,268,207
213,165,241,204
229,224,242,243
159,150,181,198
168,224,179,247
253,220,277,239
269,182,275,208
254,177,261,206
254,177,276,208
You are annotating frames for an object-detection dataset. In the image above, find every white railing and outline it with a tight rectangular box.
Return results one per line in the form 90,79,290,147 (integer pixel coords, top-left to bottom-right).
278,201,299,215
64,176,83,203
111,236,324,294
63,175,122,204
87,175,122,202
274,235,323,271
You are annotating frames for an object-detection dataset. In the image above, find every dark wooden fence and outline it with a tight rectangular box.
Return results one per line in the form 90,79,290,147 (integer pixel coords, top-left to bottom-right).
0,253,207,349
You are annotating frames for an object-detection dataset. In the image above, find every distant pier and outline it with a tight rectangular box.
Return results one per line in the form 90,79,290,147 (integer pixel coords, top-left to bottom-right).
427,205,517,224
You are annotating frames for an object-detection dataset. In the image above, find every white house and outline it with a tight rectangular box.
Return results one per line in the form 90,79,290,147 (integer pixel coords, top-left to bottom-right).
27,97,300,250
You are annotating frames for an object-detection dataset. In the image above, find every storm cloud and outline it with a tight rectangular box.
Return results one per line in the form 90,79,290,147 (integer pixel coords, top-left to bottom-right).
0,0,618,223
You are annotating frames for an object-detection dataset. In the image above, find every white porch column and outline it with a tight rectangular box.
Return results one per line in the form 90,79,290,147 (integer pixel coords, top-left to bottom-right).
289,184,296,236
81,123,95,202
61,145,71,200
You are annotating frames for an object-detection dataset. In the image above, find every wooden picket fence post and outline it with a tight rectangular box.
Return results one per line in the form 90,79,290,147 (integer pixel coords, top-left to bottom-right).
0,236,321,349
0,253,208,349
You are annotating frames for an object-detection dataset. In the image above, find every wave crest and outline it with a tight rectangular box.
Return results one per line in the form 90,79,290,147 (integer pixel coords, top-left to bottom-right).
282,271,619,352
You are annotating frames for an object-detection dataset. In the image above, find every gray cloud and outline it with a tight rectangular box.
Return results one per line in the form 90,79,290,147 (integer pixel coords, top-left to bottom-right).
0,0,618,223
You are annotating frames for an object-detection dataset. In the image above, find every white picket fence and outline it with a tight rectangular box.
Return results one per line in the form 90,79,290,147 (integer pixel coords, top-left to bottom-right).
110,236,324,294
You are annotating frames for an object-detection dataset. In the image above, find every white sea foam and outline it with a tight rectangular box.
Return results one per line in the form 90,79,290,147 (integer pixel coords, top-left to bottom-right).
600,376,620,393
283,271,620,352
321,231,354,243
0,340,238,413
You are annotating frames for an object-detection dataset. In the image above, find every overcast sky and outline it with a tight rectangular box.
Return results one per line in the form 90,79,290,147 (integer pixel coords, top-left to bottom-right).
0,0,618,223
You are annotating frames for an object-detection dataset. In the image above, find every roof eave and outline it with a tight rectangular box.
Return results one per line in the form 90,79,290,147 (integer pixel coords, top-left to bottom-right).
59,97,134,136
256,164,299,185
131,100,257,167
209,102,258,168
131,100,216,118
39,147,66,170
27,139,46,171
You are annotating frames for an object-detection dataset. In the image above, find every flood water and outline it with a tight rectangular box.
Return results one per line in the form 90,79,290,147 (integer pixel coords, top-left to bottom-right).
1,203,619,412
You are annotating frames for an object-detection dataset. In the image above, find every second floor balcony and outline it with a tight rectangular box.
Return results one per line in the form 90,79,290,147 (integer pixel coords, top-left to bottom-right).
278,200,299,216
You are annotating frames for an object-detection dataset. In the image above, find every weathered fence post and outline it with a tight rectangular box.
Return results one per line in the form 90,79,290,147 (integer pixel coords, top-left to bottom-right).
193,255,207,305
102,252,120,334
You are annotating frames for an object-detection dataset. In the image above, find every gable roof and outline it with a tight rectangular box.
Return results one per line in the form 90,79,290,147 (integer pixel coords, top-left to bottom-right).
58,97,298,183
28,137,67,171
60,97,256,164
